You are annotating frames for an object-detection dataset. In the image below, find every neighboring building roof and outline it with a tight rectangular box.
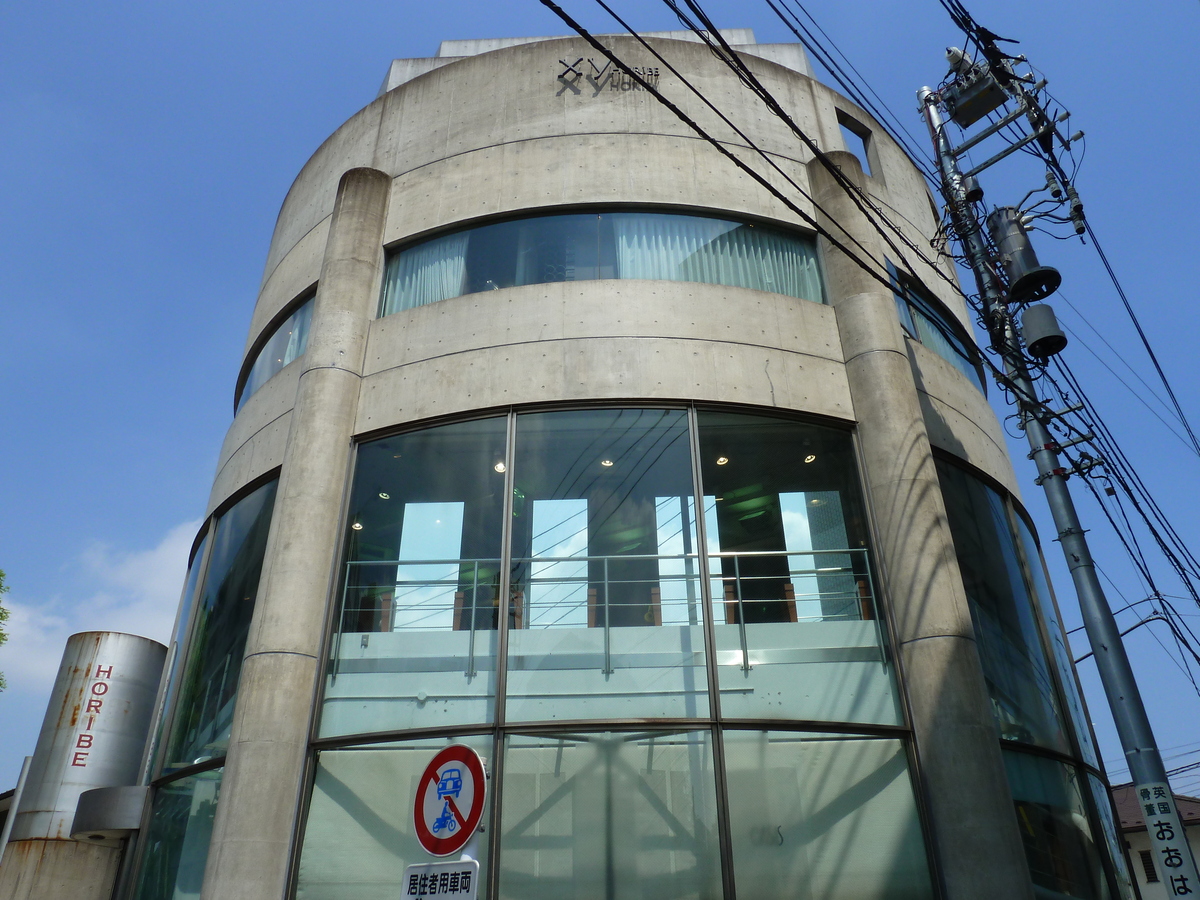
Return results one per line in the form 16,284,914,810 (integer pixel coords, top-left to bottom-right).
1112,783,1200,831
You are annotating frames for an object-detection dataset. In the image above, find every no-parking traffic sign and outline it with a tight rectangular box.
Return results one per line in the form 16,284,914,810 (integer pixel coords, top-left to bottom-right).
413,745,486,857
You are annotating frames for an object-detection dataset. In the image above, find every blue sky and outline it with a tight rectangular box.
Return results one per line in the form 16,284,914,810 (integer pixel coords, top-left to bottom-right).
2,0,1198,795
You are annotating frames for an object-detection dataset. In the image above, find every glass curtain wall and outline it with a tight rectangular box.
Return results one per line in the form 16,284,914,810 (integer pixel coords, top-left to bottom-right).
322,418,508,737
380,212,823,315
887,261,984,391
236,295,314,411
132,478,279,900
935,458,1127,899
506,409,707,721
305,408,929,900
696,413,897,724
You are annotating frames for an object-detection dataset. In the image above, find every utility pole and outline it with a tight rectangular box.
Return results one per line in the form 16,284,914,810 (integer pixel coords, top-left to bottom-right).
919,61,1200,895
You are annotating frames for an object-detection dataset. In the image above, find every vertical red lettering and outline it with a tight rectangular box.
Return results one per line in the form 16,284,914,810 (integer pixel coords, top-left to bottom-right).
76,734,93,749
90,682,109,696
85,715,96,731
71,752,89,767
94,665,113,678
86,698,102,713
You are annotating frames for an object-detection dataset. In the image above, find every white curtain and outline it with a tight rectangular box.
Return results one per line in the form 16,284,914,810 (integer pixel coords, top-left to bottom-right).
612,213,822,302
381,233,469,315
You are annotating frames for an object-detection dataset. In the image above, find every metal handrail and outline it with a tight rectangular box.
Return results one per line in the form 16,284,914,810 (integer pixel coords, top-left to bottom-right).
337,547,876,677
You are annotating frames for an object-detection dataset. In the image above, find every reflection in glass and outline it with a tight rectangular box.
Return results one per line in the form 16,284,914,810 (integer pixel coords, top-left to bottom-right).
1003,751,1111,899
296,737,493,900
380,211,822,315
1014,514,1100,768
498,731,721,900
888,261,984,391
148,531,208,777
321,418,508,737
936,460,1069,751
132,769,223,900
1086,774,1136,899
506,409,709,721
696,412,899,724
237,296,314,411
162,480,277,772
723,731,933,899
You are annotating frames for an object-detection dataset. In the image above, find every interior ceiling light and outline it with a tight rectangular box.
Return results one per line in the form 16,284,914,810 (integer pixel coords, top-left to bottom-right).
809,498,824,507
378,492,390,500
494,462,506,473
600,459,615,467
351,522,364,530
804,455,817,464
716,457,729,466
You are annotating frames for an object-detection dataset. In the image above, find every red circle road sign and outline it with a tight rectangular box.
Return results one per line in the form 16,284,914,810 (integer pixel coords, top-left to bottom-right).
413,745,487,856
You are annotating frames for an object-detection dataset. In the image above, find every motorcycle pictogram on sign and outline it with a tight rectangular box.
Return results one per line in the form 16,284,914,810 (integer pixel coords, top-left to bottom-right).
413,746,486,856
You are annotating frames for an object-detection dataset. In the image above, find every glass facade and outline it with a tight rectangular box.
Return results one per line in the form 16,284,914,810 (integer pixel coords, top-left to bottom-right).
936,458,1127,899
132,769,223,900
723,732,932,899
132,479,279,900
161,479,279,772
888,261,984,391
237,295,314,411
302,407,927,899
380,211,823,316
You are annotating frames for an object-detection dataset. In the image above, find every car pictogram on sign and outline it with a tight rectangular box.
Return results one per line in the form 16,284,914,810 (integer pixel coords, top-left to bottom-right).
414,746,486,857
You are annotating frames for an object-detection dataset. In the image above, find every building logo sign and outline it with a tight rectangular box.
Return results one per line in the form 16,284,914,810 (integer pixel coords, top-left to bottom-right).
557,57,661,97
413,745,486,857
70,664,114,768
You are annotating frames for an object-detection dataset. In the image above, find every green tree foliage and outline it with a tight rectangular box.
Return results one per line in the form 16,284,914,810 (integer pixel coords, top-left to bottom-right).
0,569,9,691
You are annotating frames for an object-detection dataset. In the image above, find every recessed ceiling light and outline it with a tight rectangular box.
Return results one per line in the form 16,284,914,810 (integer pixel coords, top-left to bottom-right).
494,462,506,473
809,498,824,507
804,455,817,464
351,522,363,530
716,456,729,466
378,492,390,500
600,459,614,467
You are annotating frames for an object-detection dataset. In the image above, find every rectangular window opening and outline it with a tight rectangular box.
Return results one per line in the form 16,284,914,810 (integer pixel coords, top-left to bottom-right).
837,112,873,177
1140,849,1159,882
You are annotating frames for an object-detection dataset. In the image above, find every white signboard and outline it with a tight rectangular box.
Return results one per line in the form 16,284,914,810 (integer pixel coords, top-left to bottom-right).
1135,781,1200,896
402,859,479,899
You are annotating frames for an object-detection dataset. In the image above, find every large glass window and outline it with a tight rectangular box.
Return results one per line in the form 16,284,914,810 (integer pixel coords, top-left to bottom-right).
1003,751,1111,899
506,409,708,722
935,460,1070,751
723,731,933,899
147,531,210,776
1014,514,1101,768
888,262,984,391
380,211,823,315
236,295,314,411
161,479,278,773
321,418,508,738
697,412,899,724
131,768,223,900
497,731,722,900
296,736,493,900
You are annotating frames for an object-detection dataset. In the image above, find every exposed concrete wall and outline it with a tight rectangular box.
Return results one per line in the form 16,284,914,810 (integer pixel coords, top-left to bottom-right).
188,34,1031,900
810,150,1033,900
0,839,120,900
200,168,391,900
249,35,943,347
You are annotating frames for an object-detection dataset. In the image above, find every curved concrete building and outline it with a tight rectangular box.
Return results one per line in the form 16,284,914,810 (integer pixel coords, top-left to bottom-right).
121,31,1132,900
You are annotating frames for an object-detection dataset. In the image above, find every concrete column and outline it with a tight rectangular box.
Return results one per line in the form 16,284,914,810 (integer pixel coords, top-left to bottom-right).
200,167,391,900
807,152,1033,900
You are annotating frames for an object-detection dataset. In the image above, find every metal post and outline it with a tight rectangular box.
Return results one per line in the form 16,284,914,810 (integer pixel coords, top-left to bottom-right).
920,86,1200,893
